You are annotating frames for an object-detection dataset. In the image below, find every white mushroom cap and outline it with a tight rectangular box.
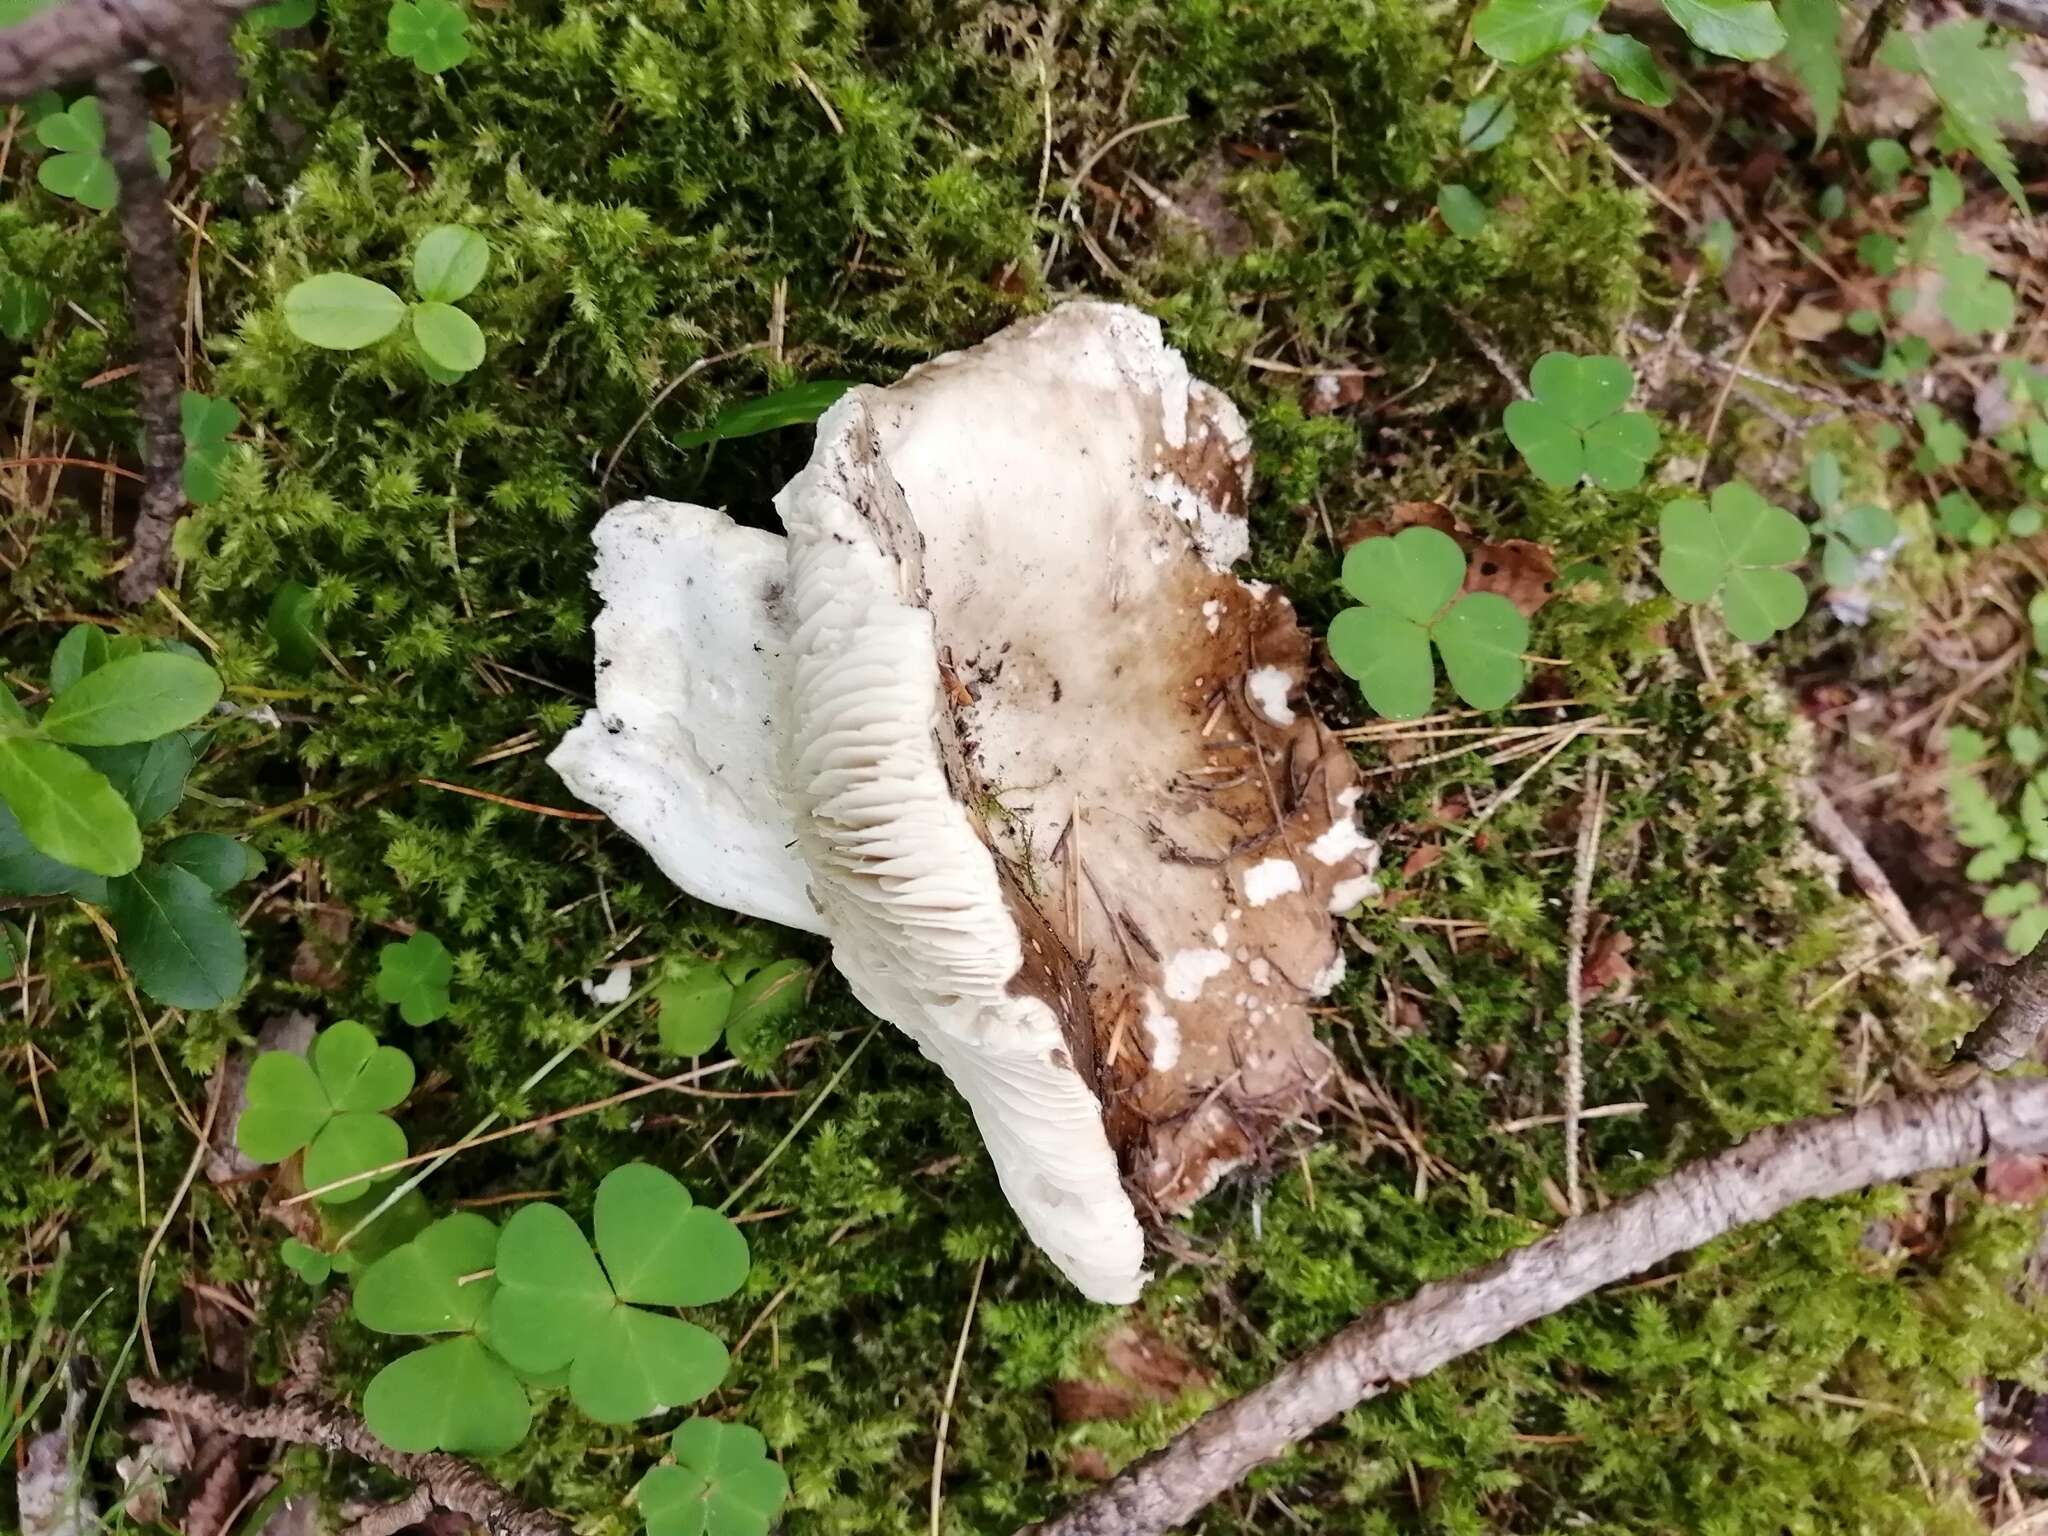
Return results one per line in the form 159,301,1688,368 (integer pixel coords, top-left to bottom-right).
547,501,821,936
552,304,1376,1304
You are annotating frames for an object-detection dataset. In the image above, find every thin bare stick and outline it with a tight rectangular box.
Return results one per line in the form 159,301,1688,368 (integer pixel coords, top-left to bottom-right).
1694,290,1781,487
1803,781,1925,951
930,1256,988,1536
1562,764,1608,1215
1024,1078,2048,1536
136,1073,223,1378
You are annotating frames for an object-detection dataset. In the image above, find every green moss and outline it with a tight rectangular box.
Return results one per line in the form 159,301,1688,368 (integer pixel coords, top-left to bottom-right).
0,0,2040,1533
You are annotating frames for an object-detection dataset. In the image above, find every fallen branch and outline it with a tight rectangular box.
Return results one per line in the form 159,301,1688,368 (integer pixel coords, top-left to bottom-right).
1023,1076,2048,1536
1802,780,1926,952
0,0,266,100
128,1375,569,1536
1959,946,2048,1071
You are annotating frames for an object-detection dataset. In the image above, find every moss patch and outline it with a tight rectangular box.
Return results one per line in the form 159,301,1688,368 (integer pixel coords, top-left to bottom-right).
1,1,2040,1533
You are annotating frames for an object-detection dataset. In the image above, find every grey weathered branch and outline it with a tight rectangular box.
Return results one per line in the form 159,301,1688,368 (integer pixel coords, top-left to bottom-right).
1958,947,2048,1071
0,0,265,101
1024,1077,2048,1536
127,1378,570,1536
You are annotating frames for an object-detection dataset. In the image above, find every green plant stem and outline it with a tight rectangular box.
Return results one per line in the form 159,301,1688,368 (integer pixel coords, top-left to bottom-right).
717,1026,877,1215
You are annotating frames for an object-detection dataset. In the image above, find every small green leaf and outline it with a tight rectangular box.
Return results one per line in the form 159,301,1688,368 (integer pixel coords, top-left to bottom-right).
639,1420,791,1536
279,1238,332,1286
1529,353,1632,428
0,274,50,341
376,931,455,1024
1867,138,1909,184
1472,0,1601,63
159,833,263,893
1327,607,1435,721
1659,0,1787,59
676,381,859,448
1341,526,1466,623
387,0,471,72
237,1051,329,1163
34,97,103,156
109,861,245,1008
315,1017,416,1112
0,737,140,876
1436,183,1488,238
2008,905,2048,955
354,1212,499,1335
1807,451,1842,511
1583,31,1675,106
1580,411,1658,490
570,1306,728,1425
0,801,108,899
83,733,198,825
2011,726,2046,769
0,920,24,983
39,652,221,746
1457,95,1518,152
412,226,490,304
725,959,809,1055
410,302,486,375
1503,397,1583,486
284,274,409,351
659,970,734,1057
1778,0,1842,142
1657,483,1810,644
489,1203,616,1373
267,582,324,673
1834,502,1896,550
49,624,110,696
249,0,317,26
595,1164,750,1309
1432,593,1529,711
304,1110,407,1204
364,1338,531,1456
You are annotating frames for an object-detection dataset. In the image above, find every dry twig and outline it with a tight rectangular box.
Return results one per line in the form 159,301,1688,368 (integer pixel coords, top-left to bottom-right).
1023,1077,2048,1536
1562,764,1608,1214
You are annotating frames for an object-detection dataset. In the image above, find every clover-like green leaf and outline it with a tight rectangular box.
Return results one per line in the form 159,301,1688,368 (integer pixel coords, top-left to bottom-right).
1327,607,1434,721
596,1164,750,1309
1472,0,1601,63
364,1336,531,1456
376,931,454,1024
1504,353,1658,490
1340,526,1465,622
284,273,409,351
279,1238,333,1286
387,0,471,72
659,969,734,1057
1431,593,1530,711
1656,482,1811,644
33,100,171,212
237,1022,413,1202
40,652,220,746
490,1165,743,1423
638,1419,791,1536
1328,531,1530,719
354,1212,499,1335
180,391,241,505
412,226,490,304
410,301,486,375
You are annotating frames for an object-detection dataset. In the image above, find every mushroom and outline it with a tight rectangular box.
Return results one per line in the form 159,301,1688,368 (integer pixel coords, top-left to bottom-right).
551,303,1378,1303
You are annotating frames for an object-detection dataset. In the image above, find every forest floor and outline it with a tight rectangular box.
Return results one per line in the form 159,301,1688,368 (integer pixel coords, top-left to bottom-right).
5,1,2048,1534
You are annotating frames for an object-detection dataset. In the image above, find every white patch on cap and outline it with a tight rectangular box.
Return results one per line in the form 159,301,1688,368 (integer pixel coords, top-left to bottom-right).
1328,873,1379,913
1246,665,1297,727
1163,947,1232,1002
1143,990,1182,1072
1243,857,1303,907
581,965,633,1005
